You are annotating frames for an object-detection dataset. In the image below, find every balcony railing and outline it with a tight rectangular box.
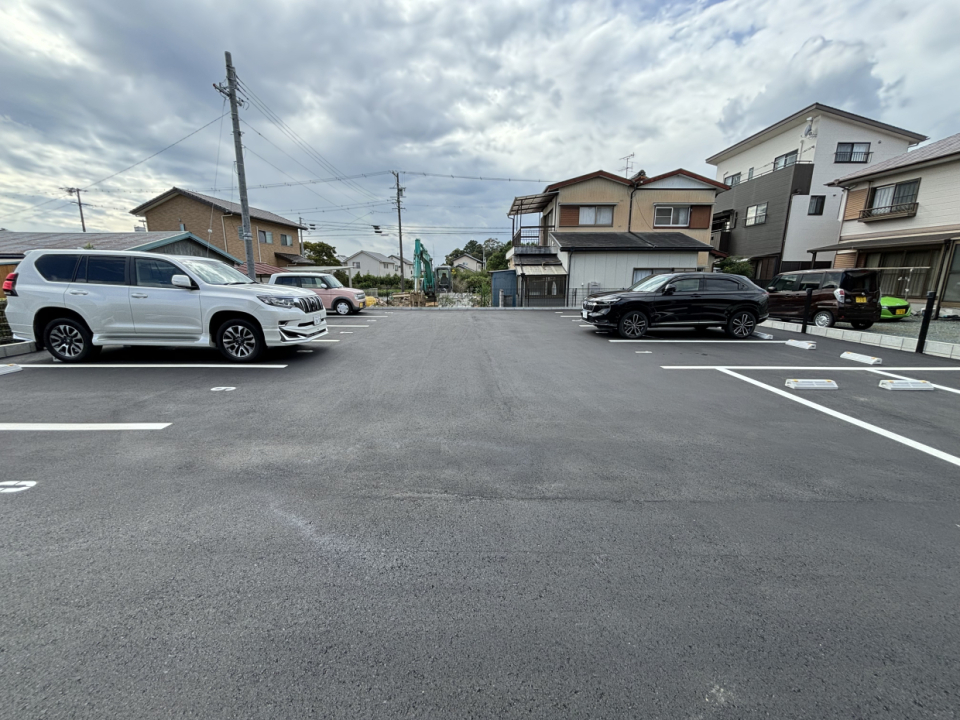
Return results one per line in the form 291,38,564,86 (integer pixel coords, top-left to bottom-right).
512,226,545,247
859,202,919,221
835,151,873,163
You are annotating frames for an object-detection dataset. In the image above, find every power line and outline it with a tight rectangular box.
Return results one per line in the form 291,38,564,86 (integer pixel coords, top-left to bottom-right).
399,171,555,183
0,111,228,223
235,76,380,203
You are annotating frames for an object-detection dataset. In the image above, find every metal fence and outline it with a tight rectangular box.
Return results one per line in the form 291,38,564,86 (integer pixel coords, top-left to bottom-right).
0,298,12,342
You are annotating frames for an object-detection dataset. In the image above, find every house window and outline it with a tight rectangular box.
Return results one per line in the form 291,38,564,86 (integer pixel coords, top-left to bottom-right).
745,203,768,226
773,150,798,170
724,173,741,187
869,179,920,214
747,167,754,180
280,233,293,246
352,261,361,268
578,206,614,225
835,142,871,163
258,230,273,244
654,205,691,227
808,196,825,215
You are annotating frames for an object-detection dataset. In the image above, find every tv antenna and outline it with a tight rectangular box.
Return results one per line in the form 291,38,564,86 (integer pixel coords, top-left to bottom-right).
620,153,635,178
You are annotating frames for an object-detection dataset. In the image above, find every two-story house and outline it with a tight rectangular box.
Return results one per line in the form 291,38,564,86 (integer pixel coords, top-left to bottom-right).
344,250,407,279
505,169,724,306
806,132,960,315
130,188,310,269
706,103,926,284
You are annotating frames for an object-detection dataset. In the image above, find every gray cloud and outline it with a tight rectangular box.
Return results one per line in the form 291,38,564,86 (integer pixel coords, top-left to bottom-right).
1,0,957,261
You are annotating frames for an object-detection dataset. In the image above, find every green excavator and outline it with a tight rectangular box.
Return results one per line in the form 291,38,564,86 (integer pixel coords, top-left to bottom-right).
412,238,437,300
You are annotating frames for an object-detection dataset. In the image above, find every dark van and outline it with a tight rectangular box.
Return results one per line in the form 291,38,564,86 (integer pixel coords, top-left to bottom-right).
767,268,881,329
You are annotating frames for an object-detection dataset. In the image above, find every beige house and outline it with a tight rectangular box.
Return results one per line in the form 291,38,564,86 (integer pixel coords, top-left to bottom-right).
506,169,725,305
451,253,483,271
808,132,960,313
130,188,310,269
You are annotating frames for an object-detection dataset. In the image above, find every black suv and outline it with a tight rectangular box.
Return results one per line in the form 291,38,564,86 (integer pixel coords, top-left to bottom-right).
581,272,769,339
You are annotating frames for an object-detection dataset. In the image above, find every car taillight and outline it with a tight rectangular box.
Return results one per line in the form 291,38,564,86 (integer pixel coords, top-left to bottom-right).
2,273,17,296
833,288,845,303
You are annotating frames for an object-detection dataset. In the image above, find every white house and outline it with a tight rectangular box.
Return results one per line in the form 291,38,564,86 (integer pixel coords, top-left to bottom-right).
807,132,960,314
344,250,406,278
707,103,926,281
451,253,483,271
388,254,414,276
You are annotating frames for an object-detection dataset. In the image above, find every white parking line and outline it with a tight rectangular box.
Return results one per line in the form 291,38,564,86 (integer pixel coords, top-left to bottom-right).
560,316,581,318
662,366,960,370
718,369,960,468
0,423,171,431
579,325,594,328
18,364,288,369
311,339,340,343
340,332,353,334
610,340,788,344
868,369,960,395
323,324,369,328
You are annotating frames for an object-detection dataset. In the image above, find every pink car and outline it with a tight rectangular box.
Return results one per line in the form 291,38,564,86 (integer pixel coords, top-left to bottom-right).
268,272,366,315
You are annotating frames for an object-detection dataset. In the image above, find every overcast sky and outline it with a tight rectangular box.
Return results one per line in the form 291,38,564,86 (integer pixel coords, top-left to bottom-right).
1,0,957,261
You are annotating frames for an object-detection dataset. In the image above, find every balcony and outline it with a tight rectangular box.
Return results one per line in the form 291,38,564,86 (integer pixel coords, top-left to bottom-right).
859,202,919,222
834,150,873,163
512,226,545,247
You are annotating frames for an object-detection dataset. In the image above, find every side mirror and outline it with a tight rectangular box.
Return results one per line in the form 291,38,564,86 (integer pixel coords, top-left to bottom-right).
171,274,193,289
766,286,777,293
662,284,676,295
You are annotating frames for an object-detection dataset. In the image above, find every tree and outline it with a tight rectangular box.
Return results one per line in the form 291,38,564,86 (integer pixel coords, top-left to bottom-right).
715,256,754,278
333,269,350,285
444,247,462,266
485,243,509,271
302,241,339,266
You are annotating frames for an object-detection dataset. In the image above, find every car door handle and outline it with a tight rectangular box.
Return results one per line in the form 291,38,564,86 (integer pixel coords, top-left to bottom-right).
131,293,148,299
68,290,88,296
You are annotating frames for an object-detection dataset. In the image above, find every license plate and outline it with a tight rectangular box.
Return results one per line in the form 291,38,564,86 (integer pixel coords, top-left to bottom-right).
894,308,906,315
581,309,588,319
855,296,867,303
314,316,322,325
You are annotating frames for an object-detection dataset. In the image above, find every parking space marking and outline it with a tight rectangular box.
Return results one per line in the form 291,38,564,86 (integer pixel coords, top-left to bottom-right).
17,364,288,369
718,369,960,468
610,340,788,344
868,369,960,395
311,339,340,343
579,324,594,328
662,366,960,371
340,332,353,334
560,316,581,318
0,423,171,431
323,324,369,328
0,481,36,493
635,351,653,354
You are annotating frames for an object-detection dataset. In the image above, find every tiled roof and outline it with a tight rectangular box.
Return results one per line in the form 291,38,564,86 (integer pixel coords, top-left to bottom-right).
347,250,393,263
274,252,312,264
831,132,960,185
0,231,239,263
550,231,712,251
129,188,304,229
235,262,287,277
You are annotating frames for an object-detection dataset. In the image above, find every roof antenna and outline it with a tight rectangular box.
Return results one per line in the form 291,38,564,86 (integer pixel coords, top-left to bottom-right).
620,153,635,177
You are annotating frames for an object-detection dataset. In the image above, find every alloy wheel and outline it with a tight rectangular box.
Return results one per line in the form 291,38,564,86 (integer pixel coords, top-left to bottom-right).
731,313,756,337
622,313,646,338
49,324,84,358
222,325,256,359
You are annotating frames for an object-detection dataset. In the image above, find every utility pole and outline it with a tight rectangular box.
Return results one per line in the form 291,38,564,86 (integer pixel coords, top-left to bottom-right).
392,171,405,292
62,187,86,231
215,52,256,281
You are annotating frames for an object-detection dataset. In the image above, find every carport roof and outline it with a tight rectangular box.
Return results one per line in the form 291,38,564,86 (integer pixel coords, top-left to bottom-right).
808,231,959,253
550,231,712,251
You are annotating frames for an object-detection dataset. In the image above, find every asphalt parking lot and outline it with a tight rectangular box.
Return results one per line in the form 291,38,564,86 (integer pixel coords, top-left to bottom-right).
2,309,959,719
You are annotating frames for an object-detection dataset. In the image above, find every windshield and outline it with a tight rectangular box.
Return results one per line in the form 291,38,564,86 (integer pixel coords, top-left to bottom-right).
629,274,674,292
178,259,254,285
321,274,343,288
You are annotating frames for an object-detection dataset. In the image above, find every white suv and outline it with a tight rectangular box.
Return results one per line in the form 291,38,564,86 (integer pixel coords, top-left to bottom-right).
3,250,328,362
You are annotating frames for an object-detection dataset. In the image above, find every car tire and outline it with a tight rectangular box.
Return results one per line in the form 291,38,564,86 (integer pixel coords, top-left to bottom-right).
334,300,352,315
617,310,648,339
851,320,874,330
43,318,100,363
813,310,835,328
725,310,757,339
216,318,264,362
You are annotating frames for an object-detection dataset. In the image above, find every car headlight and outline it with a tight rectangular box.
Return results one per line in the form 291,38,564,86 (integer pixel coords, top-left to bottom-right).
355,293,365,300
594,296,621,305
257,295,298,308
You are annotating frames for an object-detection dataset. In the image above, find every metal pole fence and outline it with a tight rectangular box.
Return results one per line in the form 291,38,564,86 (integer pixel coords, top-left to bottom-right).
915,291,937,354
